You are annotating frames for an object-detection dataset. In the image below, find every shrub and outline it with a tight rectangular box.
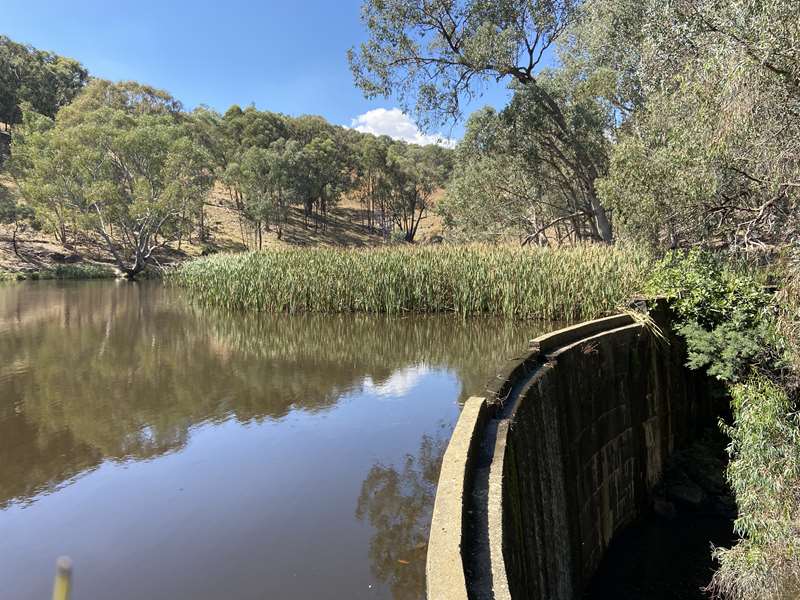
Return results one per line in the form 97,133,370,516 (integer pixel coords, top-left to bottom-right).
711,376,800,600
647,249,778,382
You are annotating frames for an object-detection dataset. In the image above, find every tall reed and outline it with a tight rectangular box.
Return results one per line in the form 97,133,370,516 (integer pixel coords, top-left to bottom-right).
171,244,651,321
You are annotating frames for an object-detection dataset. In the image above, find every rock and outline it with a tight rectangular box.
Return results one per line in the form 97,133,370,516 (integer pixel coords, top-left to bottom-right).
667,482,705,508
653,497,677,520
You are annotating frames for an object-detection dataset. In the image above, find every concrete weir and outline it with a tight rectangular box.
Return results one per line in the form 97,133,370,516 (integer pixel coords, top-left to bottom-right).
426,304,713,600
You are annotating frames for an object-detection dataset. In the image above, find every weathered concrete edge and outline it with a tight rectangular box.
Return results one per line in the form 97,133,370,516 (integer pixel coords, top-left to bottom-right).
484,314,634,406
532,313,634,355
427,396,489,600
488,418,513,600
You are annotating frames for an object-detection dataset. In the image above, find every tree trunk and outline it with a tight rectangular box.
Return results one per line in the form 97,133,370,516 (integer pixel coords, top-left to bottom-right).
589,191,613,243
11,222,20,257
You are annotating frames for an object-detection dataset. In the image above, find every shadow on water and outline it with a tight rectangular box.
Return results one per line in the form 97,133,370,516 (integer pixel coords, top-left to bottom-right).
0,280,556,600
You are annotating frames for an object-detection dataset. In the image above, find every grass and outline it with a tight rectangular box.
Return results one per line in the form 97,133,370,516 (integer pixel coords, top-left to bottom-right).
172,244,652,321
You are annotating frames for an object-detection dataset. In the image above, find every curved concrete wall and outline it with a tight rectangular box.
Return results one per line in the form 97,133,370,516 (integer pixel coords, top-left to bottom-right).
427,305,713,600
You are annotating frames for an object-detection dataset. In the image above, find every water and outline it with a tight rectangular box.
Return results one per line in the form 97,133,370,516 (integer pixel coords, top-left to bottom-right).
0,280,548,600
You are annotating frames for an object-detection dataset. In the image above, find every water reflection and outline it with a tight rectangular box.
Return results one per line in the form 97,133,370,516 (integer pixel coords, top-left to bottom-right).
0,281,550,599
356,432,448,600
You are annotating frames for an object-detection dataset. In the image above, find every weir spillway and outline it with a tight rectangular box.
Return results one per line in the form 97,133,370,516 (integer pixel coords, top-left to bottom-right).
426,302,714,600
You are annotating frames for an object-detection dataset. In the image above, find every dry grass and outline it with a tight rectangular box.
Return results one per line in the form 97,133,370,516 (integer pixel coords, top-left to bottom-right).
0,181,444,276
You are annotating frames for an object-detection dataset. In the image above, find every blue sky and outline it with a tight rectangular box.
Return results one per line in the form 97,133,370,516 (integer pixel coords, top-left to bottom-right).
3,0,515,143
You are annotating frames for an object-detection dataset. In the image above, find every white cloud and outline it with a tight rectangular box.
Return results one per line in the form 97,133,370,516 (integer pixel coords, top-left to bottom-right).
350,108,456,148
361,364,433,398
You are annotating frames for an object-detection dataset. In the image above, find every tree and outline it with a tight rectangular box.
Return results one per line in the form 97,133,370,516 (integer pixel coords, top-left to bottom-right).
440,63,614,244
354,133,393,233
0,181,34,257
0,36,88,127
10,80,212,278
300,134,354,230
593,0,800,249
385,141,451,242
231,139,305,248
349,0,614,241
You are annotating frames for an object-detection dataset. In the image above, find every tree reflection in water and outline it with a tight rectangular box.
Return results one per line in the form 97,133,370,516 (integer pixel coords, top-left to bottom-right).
0,280,560,600
356,430,449,600
0,281,552,510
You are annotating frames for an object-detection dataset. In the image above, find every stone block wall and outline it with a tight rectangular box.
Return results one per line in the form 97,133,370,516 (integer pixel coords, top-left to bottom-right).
426,306,714,600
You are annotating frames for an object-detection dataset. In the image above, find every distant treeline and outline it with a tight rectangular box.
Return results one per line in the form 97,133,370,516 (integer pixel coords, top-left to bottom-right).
0,36,452,277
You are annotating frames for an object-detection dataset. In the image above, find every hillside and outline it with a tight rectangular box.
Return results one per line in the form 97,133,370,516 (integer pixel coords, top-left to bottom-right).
0,181,446,276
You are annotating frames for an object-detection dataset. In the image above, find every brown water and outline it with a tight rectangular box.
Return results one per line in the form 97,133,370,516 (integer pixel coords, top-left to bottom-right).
0,281,548,600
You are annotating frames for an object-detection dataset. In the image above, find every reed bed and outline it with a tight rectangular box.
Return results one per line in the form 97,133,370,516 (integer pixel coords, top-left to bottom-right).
171,244,652,321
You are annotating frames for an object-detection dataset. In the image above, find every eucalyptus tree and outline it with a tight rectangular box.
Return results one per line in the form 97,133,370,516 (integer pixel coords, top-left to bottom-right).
385,141,451,242
349,0,614,241
440,62,614,244
8,109,76,246
0,36,88,127
231,139,305,248
354,133,393,233
300,134,354,230
0,182,34,256
592,0,800,249
10,80,212,278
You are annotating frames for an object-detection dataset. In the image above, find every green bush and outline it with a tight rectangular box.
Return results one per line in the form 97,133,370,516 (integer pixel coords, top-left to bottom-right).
647,249,777,382
650,249,800,599
711,375,800,599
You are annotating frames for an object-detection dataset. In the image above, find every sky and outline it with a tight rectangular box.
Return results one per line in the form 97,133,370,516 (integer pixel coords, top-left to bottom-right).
2,0,515,144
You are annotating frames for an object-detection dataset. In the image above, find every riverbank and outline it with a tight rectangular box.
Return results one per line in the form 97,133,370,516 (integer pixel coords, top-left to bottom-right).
0,263,116,281
171,244,651,321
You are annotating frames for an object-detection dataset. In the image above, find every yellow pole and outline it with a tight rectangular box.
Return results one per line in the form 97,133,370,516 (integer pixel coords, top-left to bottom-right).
51,556,72,600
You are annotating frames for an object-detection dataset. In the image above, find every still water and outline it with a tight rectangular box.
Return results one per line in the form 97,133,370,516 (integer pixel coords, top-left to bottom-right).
0,281,547,600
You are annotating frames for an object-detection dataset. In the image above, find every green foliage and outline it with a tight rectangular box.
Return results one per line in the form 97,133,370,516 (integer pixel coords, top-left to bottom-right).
350,0,614,242
9,80,212,277
441,67,616,243
172,244,651,320
649,249,800,597
712,375,800,599
646,250,770,330
0,181,23,223
595,0,800,248
349,0,578,126
0,36,88,125
646,250,776,382
195,103,452,247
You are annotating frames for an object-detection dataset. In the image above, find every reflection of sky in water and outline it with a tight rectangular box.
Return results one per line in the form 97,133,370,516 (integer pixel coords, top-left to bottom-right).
360,364,436,398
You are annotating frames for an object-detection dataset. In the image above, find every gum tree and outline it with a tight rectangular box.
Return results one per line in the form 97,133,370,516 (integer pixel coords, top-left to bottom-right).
11,80,212,278
349,0,614,242
0,36,88,127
